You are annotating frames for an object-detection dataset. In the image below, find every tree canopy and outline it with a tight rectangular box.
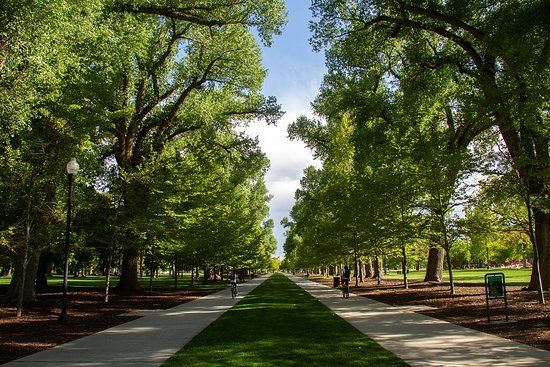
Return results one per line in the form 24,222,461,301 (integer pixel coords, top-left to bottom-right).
285,0,549,294
1,0,287,311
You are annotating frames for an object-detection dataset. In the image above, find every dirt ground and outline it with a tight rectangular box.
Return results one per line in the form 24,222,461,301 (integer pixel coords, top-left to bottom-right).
0,287,216,364
313,276,550,351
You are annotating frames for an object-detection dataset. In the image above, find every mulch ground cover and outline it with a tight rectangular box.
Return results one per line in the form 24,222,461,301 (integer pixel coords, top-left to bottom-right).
312,276,550,351
0,286,217,364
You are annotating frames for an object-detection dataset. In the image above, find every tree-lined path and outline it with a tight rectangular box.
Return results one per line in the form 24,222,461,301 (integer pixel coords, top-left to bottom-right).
2,1,549,365
162,273,406,366
5,274,549,366
292,276,550,367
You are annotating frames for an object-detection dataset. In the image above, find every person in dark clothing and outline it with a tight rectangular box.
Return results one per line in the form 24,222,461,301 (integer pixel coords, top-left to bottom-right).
342,265,350,287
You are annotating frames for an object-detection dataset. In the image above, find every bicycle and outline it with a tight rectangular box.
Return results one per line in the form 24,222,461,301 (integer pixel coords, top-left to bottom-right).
231,283,238,298
342,279,350,299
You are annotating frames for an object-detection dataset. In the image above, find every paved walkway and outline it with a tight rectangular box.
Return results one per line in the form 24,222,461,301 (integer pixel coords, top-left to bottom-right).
3,276,269,367
290,275,550,367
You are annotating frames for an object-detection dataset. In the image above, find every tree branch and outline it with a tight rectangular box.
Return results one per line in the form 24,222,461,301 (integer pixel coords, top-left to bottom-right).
352,15,485,70
401,3,485,41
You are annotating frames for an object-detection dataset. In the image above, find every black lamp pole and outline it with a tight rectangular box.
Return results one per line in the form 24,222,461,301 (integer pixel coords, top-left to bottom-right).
59,158,78,322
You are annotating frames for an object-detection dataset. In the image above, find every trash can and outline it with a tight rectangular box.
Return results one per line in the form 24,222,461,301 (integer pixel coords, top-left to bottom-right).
333,276,340,288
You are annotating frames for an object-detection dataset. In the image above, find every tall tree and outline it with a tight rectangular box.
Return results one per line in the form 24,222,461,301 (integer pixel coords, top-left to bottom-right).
1,0,110,306
82,1,287,289
310,0,550,290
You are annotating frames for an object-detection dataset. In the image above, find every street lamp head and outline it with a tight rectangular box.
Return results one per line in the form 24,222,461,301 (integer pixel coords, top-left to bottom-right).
66,158,79,175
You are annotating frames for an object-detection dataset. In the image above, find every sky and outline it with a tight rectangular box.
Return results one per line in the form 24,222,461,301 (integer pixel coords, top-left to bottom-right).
244,1,326,258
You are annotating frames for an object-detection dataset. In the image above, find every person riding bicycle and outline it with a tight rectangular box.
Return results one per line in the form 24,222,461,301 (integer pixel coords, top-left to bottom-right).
230,270,239,296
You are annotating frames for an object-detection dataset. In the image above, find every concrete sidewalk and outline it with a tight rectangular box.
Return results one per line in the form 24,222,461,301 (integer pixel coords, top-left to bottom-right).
3,276,269,367
290,275,550,367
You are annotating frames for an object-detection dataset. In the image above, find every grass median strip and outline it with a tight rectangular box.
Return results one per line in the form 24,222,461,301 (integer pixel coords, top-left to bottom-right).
162,273,408,367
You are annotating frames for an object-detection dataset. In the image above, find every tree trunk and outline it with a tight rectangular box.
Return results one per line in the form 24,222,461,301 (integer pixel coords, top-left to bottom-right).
117,247,141,290
401,246,408,289
486,240,490,269
365,258,374,278
149,261,154,292
358,260,363,283
118,176,150,290
495,110,549,292
440,215,455,295
6,251,39,303
203,265,208,284
399,200,408,289
354,246,359,287
373,257,382,284
35,252,51,292
174,260,178,290
445,247,455,295
424,247,445,282
528,209,550,290
104,249,112,303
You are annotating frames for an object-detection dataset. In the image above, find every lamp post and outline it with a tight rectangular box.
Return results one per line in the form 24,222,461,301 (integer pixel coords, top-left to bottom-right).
59,158,79,322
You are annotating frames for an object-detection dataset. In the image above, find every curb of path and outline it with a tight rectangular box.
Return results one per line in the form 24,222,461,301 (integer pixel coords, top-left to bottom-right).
288,274,550,367
3,274,271,367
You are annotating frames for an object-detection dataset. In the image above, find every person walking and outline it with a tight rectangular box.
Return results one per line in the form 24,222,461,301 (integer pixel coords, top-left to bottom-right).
342,265,350,298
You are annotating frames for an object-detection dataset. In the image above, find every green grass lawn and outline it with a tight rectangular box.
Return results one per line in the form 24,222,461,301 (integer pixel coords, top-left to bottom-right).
383,268,531,286
309,267,531,286
0,274,227,290
162,274,408,367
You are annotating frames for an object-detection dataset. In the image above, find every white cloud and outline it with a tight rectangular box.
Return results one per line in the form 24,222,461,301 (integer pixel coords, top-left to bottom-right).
268,179,301,212
244,1,327,257
244,80,323,257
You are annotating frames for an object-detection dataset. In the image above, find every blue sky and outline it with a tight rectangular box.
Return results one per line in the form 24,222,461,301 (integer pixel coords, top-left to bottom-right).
245,1,326,257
